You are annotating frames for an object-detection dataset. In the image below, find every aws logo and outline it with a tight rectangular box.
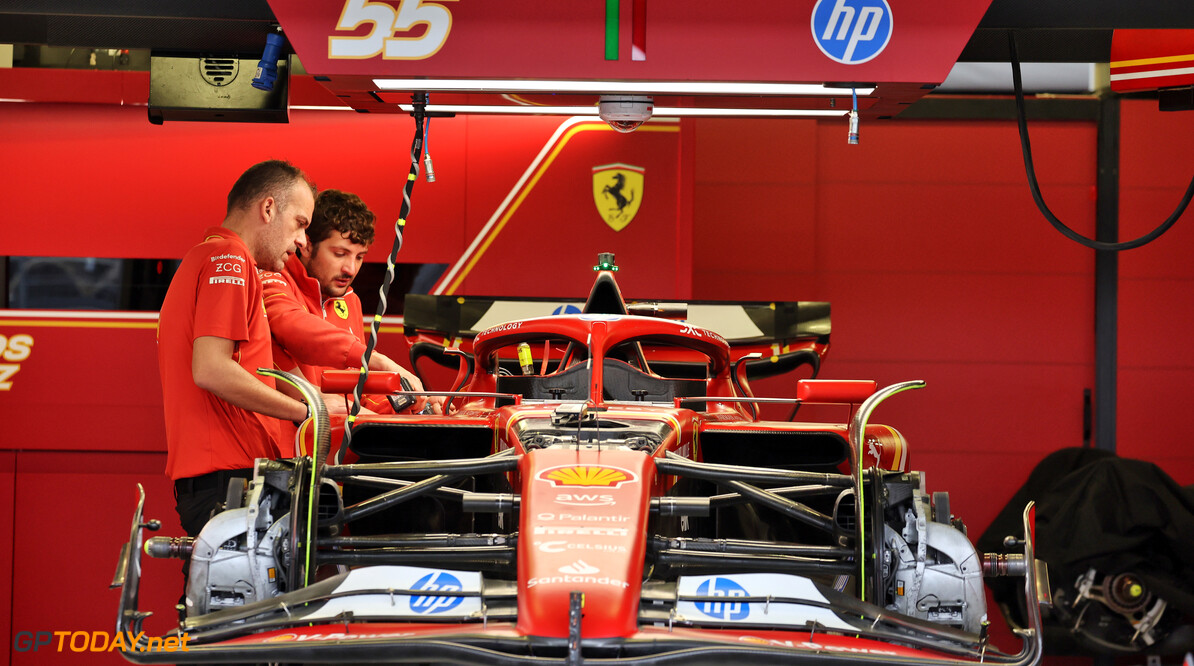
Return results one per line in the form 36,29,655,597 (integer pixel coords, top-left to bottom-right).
538,465,637,488
329,0,455,60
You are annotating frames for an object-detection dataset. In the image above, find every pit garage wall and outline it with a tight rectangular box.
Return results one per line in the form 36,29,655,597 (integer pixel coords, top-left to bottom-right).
1,99,1192,663
690,105,1194,531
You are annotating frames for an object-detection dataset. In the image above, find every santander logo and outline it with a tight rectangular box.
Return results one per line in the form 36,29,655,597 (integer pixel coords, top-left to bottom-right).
558,560,600,575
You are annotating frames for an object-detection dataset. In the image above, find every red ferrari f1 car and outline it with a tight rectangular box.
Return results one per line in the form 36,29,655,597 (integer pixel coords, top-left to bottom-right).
114,255,1048,664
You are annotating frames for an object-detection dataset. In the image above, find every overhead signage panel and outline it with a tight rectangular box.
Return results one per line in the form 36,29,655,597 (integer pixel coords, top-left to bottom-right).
268,0,992,84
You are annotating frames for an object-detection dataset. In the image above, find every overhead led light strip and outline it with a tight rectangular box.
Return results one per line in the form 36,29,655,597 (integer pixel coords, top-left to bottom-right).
375,79,874,96
395,104,848,118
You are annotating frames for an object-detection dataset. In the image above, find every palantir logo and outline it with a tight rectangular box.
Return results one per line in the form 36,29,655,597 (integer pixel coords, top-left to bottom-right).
811,0,893,65
694,577,750,621
409,572,464,615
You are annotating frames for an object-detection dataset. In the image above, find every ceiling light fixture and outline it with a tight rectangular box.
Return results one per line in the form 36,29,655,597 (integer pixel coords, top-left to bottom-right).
394,104,848,118
376,79,874,96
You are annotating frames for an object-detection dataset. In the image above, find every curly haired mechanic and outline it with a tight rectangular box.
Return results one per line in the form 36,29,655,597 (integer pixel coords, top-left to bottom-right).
258,189,440,442
158,160,314,537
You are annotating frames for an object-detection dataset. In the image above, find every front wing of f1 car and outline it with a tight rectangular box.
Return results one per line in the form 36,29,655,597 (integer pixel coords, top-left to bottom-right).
115,484,1047,665
114,268,1050,665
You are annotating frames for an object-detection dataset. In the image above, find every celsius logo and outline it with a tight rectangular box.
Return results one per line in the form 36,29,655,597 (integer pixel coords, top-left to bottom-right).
409,572,463,615
810,0,893,65
695,577,750,621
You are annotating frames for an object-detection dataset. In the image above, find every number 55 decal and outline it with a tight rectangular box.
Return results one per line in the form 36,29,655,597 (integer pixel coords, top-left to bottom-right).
330,0,455,60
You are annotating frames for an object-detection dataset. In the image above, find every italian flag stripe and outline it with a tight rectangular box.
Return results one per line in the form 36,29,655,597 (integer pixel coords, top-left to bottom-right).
605,0,619,60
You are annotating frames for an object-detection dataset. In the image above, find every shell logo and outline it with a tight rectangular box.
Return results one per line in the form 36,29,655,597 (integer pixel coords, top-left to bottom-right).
538,465,636,488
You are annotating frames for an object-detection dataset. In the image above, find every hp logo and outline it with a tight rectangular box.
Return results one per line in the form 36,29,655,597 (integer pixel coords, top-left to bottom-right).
552,304,582,315
694,577,750,621
409,571,464,615
811,0,893,65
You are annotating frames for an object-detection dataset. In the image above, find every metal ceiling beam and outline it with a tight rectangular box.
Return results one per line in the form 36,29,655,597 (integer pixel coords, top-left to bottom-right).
958,0,1194,63
0,0,277,55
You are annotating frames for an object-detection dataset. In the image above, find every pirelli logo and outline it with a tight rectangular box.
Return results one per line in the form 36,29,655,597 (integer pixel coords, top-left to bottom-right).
209,276,245,286
537,465,637,488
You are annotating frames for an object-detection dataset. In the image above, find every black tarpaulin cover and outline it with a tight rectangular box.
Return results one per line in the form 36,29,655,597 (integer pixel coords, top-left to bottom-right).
978,447,1194,651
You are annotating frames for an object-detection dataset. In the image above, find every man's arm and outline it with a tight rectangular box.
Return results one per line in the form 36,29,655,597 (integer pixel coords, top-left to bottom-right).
262,274,368,369
193,336,308,422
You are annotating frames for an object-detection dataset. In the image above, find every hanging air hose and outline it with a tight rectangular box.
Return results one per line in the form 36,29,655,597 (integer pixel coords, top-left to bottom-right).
1009,31,1194,251
340,93,429,459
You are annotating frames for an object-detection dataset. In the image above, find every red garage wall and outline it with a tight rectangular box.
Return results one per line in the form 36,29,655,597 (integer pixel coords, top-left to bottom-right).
1117,101,1194,477
2,96,1192,663
690,113,1103,541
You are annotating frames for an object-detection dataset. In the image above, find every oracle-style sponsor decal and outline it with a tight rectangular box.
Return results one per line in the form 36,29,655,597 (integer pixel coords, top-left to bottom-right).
476,321,522,340
537,464,637,488
329,0,454,60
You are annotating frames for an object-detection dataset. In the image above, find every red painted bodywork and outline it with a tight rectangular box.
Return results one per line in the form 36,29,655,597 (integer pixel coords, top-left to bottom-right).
516,448,654,638
1111,30,1194,93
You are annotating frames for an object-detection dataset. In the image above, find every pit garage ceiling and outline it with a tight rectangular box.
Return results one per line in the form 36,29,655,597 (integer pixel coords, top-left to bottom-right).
3,0,1194,116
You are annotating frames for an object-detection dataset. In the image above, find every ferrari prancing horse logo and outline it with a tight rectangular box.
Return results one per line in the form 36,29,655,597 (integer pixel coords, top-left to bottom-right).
592,163,644,232
333,300,349,319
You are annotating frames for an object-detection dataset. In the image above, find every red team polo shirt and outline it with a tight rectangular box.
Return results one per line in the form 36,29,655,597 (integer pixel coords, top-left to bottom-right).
158,227,284,480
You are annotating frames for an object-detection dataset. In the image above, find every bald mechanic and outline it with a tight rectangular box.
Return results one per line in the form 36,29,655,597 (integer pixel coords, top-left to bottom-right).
259,188,438,431
158,160,315,537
